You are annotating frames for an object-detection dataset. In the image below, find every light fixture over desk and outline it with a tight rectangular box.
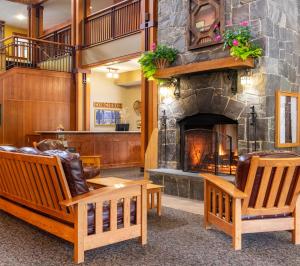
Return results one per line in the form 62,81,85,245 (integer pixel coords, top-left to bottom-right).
106,68,119,79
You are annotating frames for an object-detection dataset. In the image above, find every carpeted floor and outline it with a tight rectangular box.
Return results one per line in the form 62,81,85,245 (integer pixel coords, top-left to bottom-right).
1,207,300,266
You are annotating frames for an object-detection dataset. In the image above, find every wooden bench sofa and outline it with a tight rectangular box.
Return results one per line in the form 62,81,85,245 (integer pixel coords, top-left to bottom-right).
203,151,300,249
0,147,147,263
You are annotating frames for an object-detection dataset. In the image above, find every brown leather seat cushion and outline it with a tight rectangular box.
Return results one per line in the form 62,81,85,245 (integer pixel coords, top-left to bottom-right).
37,139,65,151
36,139,100,180
88,200,137,235
236,151,300,208
83,166,101,180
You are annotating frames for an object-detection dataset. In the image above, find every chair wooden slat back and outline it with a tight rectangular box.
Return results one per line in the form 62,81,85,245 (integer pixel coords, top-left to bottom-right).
0,151,74,222
242,156,300,216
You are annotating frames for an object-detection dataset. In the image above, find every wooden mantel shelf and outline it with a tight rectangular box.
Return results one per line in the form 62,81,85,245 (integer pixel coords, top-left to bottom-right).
155,57,255,79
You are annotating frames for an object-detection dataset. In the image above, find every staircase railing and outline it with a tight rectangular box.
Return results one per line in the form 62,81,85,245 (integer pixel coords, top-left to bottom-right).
84,0,141,48
0,35,75,73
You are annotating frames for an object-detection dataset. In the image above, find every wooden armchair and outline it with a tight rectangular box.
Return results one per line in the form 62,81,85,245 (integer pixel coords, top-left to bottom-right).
203,155,300,250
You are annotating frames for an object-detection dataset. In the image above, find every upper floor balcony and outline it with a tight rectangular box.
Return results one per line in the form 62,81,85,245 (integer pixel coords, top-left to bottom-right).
0,35,74,73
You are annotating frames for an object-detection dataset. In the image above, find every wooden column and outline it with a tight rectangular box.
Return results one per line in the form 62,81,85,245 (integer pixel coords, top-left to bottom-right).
71,0,87,131
28,4,43,38
141,0,158,164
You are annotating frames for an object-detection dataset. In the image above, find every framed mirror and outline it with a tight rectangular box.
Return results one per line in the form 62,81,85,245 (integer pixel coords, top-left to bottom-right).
275,91,300,147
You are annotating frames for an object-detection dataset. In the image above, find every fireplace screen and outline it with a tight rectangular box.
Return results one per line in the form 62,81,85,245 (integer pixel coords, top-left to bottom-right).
183,129,237,175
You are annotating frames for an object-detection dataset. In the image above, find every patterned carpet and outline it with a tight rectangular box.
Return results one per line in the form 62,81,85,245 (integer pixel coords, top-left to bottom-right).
0,207,300,266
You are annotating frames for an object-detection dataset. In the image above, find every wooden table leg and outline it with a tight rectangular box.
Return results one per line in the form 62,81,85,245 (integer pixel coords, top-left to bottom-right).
157,190,162,216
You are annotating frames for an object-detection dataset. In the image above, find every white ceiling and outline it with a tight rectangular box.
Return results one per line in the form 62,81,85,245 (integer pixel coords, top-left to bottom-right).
0,0,71,30
0,0,28,29
43,0,71,30
92,58,141,74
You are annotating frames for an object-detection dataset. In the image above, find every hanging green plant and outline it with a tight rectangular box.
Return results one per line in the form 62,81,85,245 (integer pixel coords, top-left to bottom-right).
222,21,263,61
139,43,178,82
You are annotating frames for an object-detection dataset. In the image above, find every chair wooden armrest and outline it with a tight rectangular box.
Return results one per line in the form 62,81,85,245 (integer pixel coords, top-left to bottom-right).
60,180,148,207
201,173,247,199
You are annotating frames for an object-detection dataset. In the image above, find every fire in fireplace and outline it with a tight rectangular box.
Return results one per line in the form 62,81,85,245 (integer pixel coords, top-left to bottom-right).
179,114,238,175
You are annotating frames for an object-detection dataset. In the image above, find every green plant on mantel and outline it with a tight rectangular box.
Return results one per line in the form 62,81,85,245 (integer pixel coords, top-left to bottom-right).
222,21,263,60
139,43,178,82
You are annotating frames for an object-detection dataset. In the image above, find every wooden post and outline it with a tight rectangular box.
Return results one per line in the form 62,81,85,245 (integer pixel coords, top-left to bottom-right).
140,0,158,165
74,203,85,263
293,196,300,244
71,0,88,130
84,73,91,131
232,198,242,250
28,4,43,38
141,184,147,245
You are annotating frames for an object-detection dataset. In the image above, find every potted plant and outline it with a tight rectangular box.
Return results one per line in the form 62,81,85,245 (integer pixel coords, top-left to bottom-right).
222,21,263,60
139,43,178,81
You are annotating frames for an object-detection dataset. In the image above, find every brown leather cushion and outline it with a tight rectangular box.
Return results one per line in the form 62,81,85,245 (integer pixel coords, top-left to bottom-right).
83,166,101,180
236,151,300,208
42,150,90,197
37,139,65,152
88,200,137,235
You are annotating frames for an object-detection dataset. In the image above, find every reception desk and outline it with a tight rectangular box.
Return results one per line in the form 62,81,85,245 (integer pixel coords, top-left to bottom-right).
27,131,142,169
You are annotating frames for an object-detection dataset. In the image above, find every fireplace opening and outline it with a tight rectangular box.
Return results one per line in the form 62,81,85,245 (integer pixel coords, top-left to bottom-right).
179,114,238,175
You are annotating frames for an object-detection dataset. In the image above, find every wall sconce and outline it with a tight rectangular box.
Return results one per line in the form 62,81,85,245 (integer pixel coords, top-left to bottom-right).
241,70,252,86
159,83,173,104
159,78,180,104
171,77,180,99
227,70,238,94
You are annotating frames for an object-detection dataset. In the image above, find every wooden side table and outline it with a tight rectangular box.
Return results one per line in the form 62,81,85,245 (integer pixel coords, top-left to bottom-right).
87,177,164,216
147,183,164,216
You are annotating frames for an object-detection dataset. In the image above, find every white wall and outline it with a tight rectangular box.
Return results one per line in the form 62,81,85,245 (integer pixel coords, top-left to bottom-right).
90,71,141,132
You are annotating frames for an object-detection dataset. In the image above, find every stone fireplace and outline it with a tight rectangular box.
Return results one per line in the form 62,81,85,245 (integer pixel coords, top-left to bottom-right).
179,114,238,175
149,0,300,200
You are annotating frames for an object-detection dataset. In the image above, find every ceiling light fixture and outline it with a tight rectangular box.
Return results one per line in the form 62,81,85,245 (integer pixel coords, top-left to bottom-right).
106,68,119,79
16,14,26,21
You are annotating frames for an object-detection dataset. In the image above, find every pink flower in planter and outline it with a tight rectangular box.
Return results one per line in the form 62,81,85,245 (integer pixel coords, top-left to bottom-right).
214,35,222,42
151,42,157,51
213,24,219,30
232,39,239,46
240,20,249,27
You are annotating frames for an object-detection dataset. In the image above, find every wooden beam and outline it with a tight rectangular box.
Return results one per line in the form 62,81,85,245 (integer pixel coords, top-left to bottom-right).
28,4,43,38
155,57,255,79
7,0,47,5
140,0,158,166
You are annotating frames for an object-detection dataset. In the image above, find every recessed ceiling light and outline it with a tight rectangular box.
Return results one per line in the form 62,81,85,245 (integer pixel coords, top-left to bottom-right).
16,14,26,21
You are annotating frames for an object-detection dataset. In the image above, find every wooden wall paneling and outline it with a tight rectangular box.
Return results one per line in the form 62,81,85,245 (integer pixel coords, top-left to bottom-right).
0,68,75,147
38,132,142,169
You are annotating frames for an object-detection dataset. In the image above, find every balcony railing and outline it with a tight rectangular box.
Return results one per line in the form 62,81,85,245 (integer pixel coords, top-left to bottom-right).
40,25,72,46
84,0,141,48
0,35,74,73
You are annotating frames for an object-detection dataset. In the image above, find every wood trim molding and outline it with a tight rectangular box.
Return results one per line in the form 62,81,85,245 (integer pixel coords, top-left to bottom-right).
81,52,142,69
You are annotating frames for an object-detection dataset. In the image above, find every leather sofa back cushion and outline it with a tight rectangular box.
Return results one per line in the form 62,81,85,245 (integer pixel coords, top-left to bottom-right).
37,139,65,152
41,150,90,197
236,151,300,208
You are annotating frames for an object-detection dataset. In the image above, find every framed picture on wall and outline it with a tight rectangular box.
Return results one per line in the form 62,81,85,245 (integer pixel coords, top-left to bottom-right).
275,91,300,147
94,102,123,126
94,109,121,126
